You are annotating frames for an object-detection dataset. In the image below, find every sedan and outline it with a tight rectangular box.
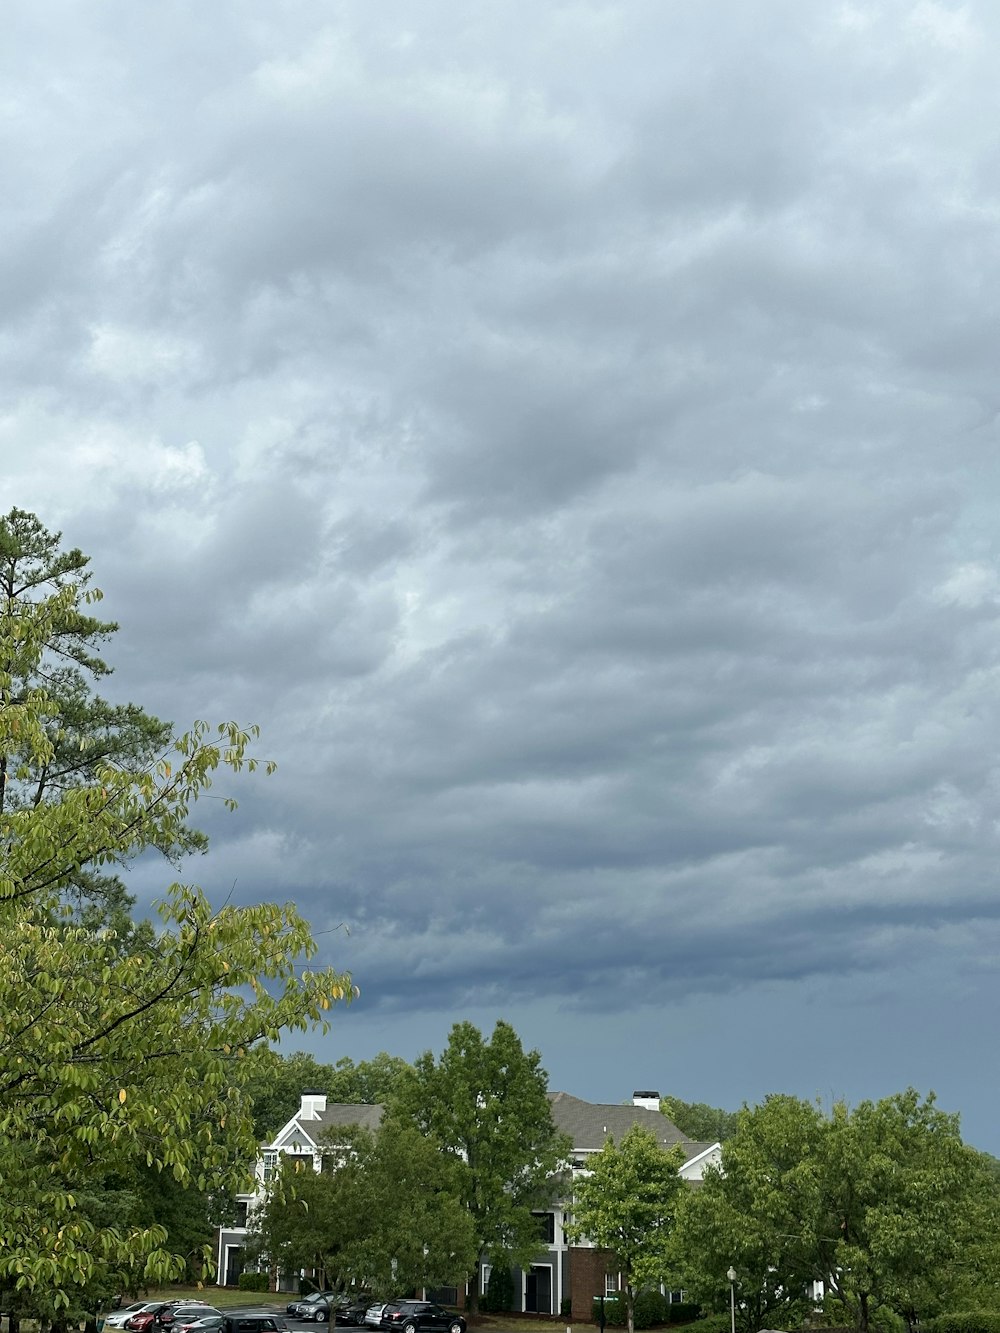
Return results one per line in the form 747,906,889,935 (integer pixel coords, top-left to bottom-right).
379,1304,465,1333
107,1307,159,1330
336,1301,372,1326
126,1305,172,1331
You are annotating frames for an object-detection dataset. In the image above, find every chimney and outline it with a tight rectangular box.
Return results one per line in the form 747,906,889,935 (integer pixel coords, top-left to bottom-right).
632,1090,661,1111
300,1088,327,1119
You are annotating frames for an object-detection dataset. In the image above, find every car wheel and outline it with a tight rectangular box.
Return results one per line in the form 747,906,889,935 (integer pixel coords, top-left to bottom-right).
318,1314,329,1324
403,1323,418,1333
449,1323,463,1333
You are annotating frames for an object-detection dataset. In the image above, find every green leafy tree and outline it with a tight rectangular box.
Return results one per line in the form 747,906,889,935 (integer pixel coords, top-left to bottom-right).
0,509,191,925
817,1090,982,1333
245,1050,412,1140
393,1020,571,1315
672,1094,825,1333
565,1125,684,1333
252,1119,476,1298
0,513,354,1321
673,1089,996,1333
660,1097,740,1144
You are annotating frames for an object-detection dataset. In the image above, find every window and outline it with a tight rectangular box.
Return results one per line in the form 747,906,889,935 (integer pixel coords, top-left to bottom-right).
481,1264,491,1295
234,1201,248,1228
534,1212,556,1244
668,1292,686,1305
262,1151,278,1182
605,1274,619,1298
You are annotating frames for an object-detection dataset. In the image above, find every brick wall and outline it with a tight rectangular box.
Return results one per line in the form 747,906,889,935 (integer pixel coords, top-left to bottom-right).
568,1247,617,1322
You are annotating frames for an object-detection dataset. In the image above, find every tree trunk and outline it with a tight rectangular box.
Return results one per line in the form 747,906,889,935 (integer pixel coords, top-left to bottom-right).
467,1259,480,1318
857,1292,870,1333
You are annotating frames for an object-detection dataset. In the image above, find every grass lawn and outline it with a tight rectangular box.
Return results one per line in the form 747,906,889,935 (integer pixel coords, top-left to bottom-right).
140,1289,290,1310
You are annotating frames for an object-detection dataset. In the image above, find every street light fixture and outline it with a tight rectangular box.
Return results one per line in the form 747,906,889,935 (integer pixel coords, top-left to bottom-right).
726,1267,737,1333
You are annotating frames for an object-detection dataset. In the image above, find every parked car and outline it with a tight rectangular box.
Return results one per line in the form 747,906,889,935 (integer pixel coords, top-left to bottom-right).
107,1306,159,1330
292,1293,343,1322
379,1303,465,1333
171,1310,222,1333
363,1306,389,1328
336,1300,372,1326
221,1316,286,1333
181,1319,225,1333
126,1305,173,1331
287,1292,336,1317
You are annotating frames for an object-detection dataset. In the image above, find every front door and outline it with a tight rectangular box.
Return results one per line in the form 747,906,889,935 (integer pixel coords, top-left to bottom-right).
225,1246,244,1287
525,1267,552,1314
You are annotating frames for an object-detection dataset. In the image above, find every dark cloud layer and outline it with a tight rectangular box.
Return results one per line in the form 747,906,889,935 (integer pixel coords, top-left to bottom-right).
5,0,1000,1148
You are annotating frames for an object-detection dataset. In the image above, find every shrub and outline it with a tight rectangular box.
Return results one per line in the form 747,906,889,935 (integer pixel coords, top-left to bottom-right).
561,1298,573,1318
591,1292,687,1329
238,1273,270,1292
634,1291,668,1328
481,1266,514,1313
924,1316,1000,1333
692,1314,731,1333
593,1296,625,1326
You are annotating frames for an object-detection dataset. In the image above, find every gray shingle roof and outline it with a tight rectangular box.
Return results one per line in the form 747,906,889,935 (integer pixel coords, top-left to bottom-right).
548,1091,702,1160
311,1102,384,1133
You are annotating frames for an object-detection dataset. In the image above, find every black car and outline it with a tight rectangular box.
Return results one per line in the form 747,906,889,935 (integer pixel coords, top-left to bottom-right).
335,1301,372,1327
379,1303,466,1333
222,1317,286,1333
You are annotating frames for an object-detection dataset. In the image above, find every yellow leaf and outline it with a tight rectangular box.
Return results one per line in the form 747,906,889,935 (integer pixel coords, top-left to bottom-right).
119,1089,127,1104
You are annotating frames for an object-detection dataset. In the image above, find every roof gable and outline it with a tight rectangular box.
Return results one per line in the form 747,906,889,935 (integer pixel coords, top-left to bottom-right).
548,1091,706,1161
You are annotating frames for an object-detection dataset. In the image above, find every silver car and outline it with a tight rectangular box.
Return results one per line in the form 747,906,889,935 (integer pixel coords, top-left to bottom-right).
363,1307,389,1329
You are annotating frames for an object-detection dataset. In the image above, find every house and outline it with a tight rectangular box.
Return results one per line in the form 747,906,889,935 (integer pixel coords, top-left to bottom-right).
494,1090,721,1321
215,1090,384,1288
217,1087,721,1315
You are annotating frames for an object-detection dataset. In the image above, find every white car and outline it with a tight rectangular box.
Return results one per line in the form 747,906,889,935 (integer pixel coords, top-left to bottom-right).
106,1307,161,1330
363,1307,388,1329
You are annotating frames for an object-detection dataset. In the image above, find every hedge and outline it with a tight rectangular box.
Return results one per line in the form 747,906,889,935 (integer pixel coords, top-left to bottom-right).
923,1315,1000,1333
238,1273,271,1292
591,1294,699,1329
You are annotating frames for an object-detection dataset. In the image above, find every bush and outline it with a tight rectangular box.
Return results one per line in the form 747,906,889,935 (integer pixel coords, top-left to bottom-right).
238,1273,270,1292
634,1291,668,1328
924,1316,1000,1333
593,1296,625,1326
561,1298,573,1318
666,1305,701,1325
592,1294,677,1329
481,1267,514,1314
692,1314,731,1333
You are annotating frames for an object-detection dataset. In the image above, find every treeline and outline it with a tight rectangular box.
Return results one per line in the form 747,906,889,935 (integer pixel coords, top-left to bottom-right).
252,1047,1000,1333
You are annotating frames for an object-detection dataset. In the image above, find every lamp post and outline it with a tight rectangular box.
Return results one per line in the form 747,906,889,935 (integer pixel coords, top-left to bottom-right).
727,1267,737,1333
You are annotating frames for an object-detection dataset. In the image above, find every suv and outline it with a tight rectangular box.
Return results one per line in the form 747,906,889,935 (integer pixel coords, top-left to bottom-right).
222,1318,285,1333
289,1294,339,1321
379,1303,465,1333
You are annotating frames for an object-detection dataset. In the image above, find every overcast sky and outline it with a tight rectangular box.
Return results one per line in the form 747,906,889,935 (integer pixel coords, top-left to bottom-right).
6,0,1000,1150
